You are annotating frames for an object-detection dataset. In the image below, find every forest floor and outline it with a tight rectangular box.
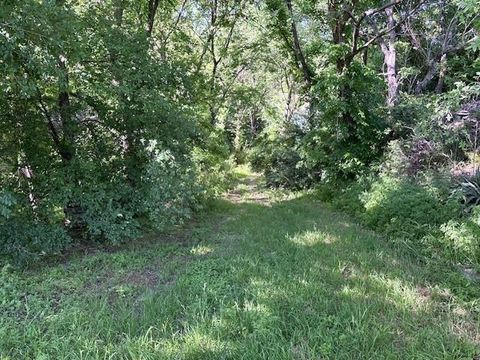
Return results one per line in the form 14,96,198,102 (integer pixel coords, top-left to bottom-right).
1,168,479,359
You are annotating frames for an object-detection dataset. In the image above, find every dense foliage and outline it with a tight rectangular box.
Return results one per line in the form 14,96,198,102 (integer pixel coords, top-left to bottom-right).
252,0,480,269
0,0,225,262
1,0,480,270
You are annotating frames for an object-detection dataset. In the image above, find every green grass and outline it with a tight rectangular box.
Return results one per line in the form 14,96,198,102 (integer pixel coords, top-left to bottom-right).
1,173,479,359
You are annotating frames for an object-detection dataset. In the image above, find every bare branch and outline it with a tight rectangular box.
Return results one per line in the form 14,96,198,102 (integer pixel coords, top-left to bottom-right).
349,0,425,61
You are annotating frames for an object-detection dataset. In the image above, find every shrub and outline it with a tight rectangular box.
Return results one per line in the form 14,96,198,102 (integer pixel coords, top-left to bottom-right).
141,153,203,231
361,176,461,240
249,133,316,189
0,219,70,263
314,170,480,266
312,183,339,203
305,62,387,180
192,130,236,197
0,191,71,263
330,179,370,217
78,183,141,244
0,151,206,264
440,208,480,265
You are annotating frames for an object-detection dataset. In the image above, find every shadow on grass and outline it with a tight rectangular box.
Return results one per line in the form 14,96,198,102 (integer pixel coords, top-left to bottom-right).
85,196,479,359
2,189,479,359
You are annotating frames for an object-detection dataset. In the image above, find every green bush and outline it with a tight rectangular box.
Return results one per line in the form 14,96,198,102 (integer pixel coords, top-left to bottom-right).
0,152,208,264
330,180,369,217
313,179,366,216
249,133,316,189
78,183,141,244
192,130,236,197
361,177,461,240
141,155,203,231
312,183,339,203
304,62,387,181
0,191,71,263
313,164,480,267
441,208,480,265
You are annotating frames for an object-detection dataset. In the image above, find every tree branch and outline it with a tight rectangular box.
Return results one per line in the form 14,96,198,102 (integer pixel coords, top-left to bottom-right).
285,0,314,86
347,0,424,62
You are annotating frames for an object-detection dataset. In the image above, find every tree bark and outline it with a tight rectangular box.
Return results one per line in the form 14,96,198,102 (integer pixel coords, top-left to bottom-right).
206,0,238,126
414,60,438,94
58,57,75,163
381,7,399,106
147,0,160,35
328,1,356,133
435,53,447,93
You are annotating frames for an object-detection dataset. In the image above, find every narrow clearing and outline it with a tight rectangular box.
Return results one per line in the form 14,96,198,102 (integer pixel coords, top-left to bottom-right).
1,175,479,359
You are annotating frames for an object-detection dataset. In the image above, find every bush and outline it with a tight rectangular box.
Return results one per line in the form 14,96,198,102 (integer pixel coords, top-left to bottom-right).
249,133,317,189
305,62,387,180
141,153,203,231
192,130,236,197
0,151,207,265
361,176,461,240
314,170,480,267
441,208,480,265
312,183,339,203
330,180,370,217
0,191,71,263
78,183,141,244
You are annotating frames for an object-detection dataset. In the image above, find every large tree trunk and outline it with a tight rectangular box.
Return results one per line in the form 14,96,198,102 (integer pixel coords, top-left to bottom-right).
58,58,75,162
282,0,317,122
284,77,293,123
384,48,398,105
147,0,160,35
383,7,399,106
368,5,399,106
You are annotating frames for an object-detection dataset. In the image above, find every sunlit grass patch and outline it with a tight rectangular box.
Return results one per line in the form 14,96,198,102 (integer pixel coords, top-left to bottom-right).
368,273,432,311
232,164,254,180
162,330,234,358
190,245,214,256
289,229,337,246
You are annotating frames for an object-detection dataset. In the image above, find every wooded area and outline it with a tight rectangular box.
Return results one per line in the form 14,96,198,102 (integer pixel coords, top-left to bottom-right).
1,0,479,263
0,0,480,357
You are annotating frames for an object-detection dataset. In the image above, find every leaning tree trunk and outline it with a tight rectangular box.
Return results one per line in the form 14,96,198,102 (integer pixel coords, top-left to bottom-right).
383,7,399,106
414,60,439,94
384,48,399,106
369,5,399,106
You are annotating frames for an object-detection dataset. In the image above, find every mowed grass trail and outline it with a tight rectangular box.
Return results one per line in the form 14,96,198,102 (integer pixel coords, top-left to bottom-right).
1,172,479,359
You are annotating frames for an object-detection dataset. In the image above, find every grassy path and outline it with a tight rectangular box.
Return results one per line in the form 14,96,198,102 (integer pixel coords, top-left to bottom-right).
1,172,479,359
